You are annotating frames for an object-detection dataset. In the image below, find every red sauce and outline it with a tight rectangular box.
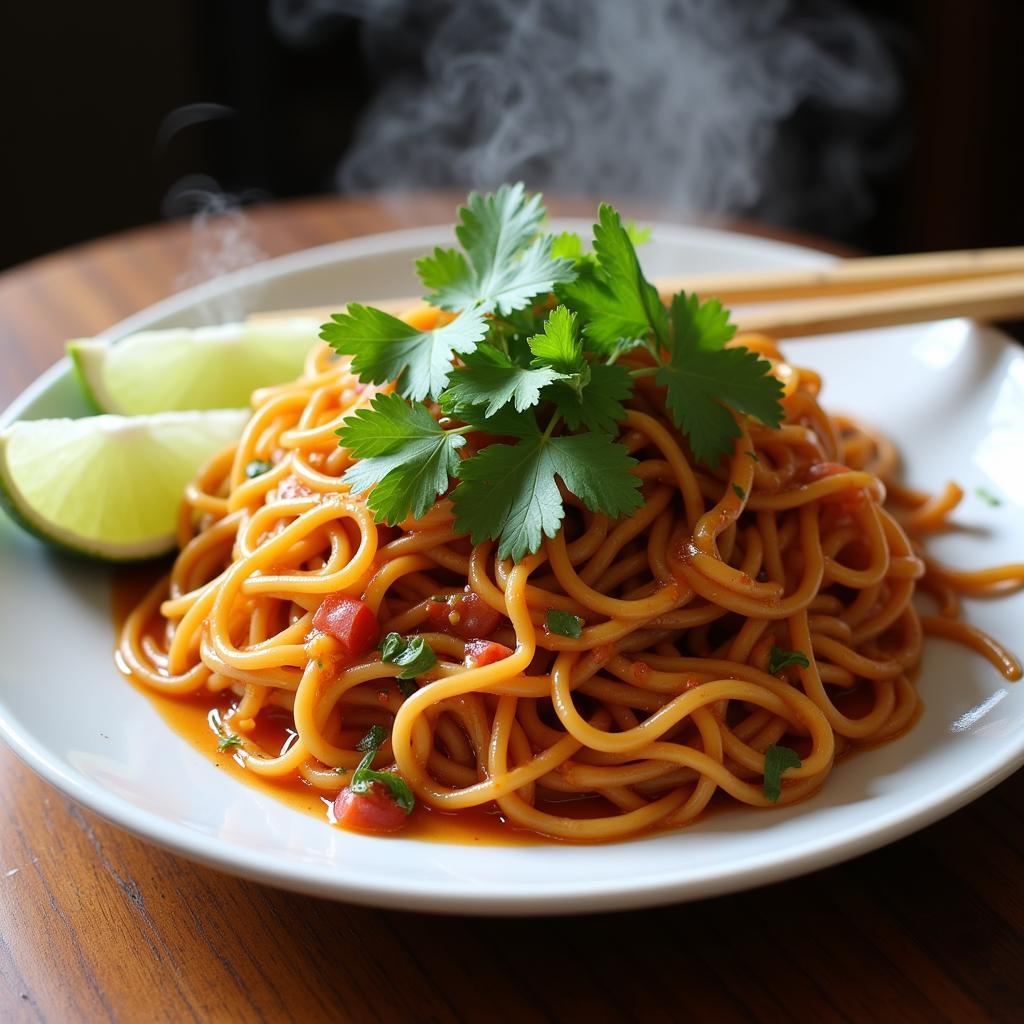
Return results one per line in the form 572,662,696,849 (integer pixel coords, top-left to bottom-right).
112,568,921,843
112,567,542,845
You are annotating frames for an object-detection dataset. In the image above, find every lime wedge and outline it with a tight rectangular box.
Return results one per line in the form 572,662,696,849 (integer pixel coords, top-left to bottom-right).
68,318,320,414
0,410,249,560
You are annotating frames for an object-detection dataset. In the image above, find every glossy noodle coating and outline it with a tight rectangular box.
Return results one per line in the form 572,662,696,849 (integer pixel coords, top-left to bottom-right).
118,324,1024,841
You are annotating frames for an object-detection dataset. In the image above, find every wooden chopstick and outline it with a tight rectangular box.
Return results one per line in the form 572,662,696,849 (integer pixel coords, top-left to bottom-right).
248,246,1024,337
659,246,1024,304
734,271,1024,338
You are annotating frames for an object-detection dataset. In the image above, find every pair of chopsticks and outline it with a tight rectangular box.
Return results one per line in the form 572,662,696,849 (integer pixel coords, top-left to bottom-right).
661,247,1024,338
253,246,1024,338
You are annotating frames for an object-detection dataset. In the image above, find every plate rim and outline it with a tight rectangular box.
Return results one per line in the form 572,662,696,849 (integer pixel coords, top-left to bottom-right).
1,221,1022,915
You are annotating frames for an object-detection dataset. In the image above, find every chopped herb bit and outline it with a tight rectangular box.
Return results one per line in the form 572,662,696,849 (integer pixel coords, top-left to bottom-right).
245,459,273,479
747,450,761,463
380,631,437,680
768,646,811,675
356,724,386,753
763,744,802,802
350,725,415,814
976,486,1002,507
315,659,324,671
546,609,583,639
733,484,746,501
217,734,242,752
396,679,417,699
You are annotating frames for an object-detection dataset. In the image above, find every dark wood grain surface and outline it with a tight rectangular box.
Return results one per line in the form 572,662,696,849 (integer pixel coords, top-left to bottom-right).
0,196,1021,1024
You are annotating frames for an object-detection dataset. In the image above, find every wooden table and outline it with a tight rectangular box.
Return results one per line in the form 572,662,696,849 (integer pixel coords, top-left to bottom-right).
1,196,1021,1024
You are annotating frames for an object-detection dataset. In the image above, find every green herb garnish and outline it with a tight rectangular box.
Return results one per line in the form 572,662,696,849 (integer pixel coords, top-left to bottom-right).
217,734,242,752
326,185,784,561
976,486,1002,507
349,725,415,814
245,459,273,479
768,646,811,675
733,484,746,501
763,744,802,802
339,394,467,526
415,183,576,315
380,631,437,680
546,609,583,639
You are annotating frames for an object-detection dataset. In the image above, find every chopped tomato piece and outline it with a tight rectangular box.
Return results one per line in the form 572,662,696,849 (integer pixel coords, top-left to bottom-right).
333,783,407,833
464,639,513,668
313,595,379,656
425,587,502,639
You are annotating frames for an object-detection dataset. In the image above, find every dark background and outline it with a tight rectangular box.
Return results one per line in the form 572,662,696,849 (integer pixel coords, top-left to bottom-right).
1,0,1022,272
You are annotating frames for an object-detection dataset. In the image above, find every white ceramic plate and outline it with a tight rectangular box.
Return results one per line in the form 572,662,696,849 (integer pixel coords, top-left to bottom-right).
2,221,1022,915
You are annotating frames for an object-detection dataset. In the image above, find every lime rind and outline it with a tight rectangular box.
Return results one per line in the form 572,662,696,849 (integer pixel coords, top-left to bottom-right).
67,318,321,415
67,341,103,414
0,410,249,562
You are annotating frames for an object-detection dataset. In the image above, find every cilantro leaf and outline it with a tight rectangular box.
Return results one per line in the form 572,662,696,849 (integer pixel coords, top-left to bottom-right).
625,220,652,246
656,344,784,467
337,394,465,525
350,725,415,814
380,631,437,680
546,363,632,434
975,486,1001,507
453,422,643,561
768,646,811,675
526,305,633,433
655,294,782,466
763,744,802,803
557,203,668,353
217,734,242,752
320,304,486,402
527,305,583,375
550,231,587,264
546,610,583,638
670,291,737,353
441,345,562,416
415,246,469,299
656,292,783,465
415,183,575,315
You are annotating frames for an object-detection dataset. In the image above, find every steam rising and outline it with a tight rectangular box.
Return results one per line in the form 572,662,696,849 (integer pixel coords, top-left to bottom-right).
163,174,269,322
272,0,901,233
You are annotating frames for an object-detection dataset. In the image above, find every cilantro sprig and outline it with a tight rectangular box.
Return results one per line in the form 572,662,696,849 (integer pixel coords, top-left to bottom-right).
325,185,785,561
349,725,415,815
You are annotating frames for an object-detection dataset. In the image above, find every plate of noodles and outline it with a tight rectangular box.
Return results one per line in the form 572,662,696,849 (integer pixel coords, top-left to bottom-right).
1,190,1022,914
